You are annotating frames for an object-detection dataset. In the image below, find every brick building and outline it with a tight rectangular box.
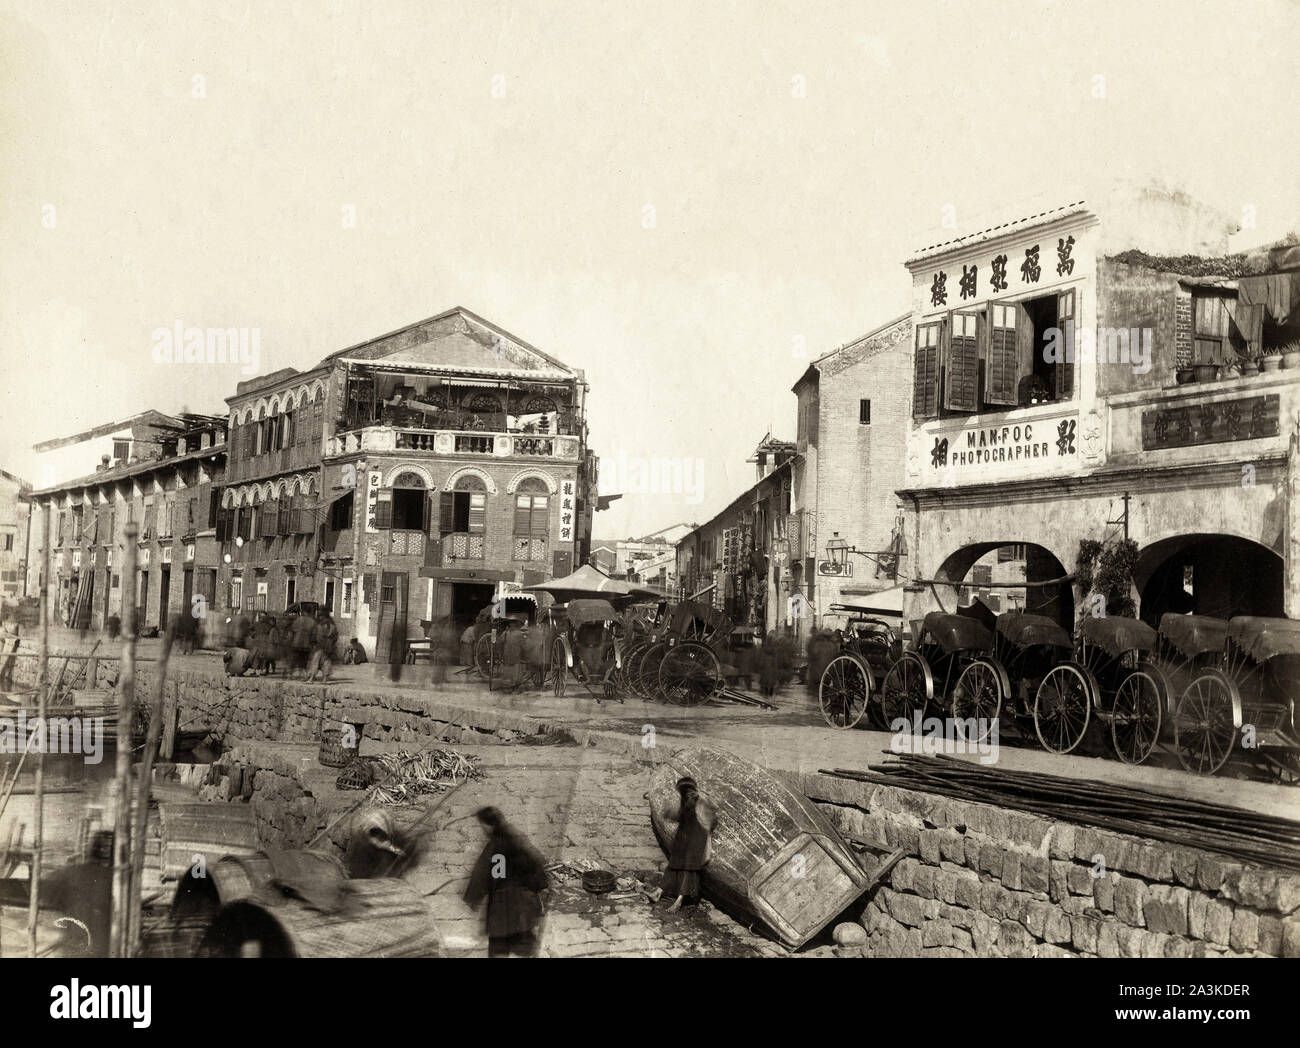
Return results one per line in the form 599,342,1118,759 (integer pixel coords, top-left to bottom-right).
896,186,1300,629
28,414,228,636
0,469,32,603
214,307,597,659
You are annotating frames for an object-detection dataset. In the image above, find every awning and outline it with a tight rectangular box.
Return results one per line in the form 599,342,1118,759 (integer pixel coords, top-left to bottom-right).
420,567,515,583
442,378,512,389
1238,271,1300,325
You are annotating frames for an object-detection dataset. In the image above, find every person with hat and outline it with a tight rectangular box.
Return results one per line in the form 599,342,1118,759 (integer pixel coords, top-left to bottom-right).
463,806,551,957
661,775,715,911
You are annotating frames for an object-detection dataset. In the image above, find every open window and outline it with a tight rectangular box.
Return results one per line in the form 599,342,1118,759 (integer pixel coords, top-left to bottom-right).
389,472,427,531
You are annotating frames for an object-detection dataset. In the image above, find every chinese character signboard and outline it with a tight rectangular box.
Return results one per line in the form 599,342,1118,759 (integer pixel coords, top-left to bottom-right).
921,229,1086,319
366,470,383,533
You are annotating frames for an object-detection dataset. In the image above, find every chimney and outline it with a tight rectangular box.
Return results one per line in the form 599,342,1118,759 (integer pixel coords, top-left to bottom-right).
97,454,110,472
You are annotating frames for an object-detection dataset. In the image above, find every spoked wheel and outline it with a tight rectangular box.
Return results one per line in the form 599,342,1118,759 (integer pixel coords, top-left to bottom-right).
1034,663,1094,754
602,667,622,703
1110,665,1166,764
1174,669,1239,775
473,634,495,679
638,642,669,702
819,654,871,729
659,643,723,707
952,658,1005,744
552,638,568,697
880,653,931,728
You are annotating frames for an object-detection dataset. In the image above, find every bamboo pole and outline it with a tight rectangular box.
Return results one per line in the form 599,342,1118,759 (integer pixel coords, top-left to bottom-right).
127,624,171,954
26,503,51,957
110,524,139,958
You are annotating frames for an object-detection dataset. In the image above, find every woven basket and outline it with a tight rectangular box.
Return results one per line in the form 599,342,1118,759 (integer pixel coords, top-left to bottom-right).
318,729,351,768
336,759,373,791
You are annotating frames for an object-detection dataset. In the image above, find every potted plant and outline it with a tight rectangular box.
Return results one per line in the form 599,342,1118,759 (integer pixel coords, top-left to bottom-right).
1261,346,1283,373
1192,361,1219,382
1281,340,1300,370
1239,353,1260,378
1175,363,1194,384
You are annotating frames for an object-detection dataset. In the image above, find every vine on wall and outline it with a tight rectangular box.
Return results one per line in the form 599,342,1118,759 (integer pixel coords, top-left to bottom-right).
1075,536,1139,620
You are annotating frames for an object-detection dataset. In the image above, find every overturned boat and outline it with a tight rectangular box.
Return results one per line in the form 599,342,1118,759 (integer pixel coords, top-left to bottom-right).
648,746,878,949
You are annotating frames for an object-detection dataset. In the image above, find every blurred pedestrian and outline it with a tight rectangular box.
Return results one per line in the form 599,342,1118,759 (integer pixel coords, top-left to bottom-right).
459,622,476,667
308,610,339,682
290,609,315,679
346,637,368,664
661,776,715,911
463,806,550,957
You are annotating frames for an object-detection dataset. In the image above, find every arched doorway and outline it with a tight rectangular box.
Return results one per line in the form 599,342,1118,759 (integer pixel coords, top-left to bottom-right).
1137,534,1283,625
934,541,1075,628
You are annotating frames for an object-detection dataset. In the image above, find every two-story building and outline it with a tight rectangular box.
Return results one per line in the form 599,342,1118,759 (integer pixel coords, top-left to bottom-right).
28,414,228,635
897,188,1300,629
0,469,32,604
214,307,597,660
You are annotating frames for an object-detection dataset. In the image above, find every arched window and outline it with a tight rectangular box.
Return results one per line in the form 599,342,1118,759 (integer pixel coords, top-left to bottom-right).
525,395,556,414
389,471,427,530
469,393,501,414
392,471,426,489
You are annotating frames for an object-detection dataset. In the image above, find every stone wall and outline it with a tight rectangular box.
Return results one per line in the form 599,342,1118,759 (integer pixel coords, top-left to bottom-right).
798,770,1300,958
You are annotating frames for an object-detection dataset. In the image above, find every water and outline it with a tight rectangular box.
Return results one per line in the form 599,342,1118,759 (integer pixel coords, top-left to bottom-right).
1,751,119,870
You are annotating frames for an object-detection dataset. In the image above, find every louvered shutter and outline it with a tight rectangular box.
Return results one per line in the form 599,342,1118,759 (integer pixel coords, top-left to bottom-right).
363,571,377,611
422,493,433,534
1056,290,1076,400
912,323,940,419
439,492,455,535
514,495,531,535
532,495,549,535
985,303,1020,405
375,499,392,529
467,493,485,535
296,495,316,534
215,507,228,543
944,312,979,412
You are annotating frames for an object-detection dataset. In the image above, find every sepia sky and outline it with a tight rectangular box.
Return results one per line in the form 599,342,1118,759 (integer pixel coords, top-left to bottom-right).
1,0,1297,538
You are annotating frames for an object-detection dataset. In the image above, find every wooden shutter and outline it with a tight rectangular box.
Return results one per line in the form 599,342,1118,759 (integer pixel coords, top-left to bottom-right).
912,323,940,419
375,498,392,529
1056,290,1076,399
531,495,549,535
296,496,316,534
363,571,377,611
468,493,486,535
985,303,1020,405
944,311,979,412
439,492,455,534
514,495,531,535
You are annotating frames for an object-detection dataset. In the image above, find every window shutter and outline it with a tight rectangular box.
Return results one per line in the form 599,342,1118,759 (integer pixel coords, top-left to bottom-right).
1056,290,1076,399
532,495,549,535
514,495,531,535
912,323,940,419
215,507,227,543
363,571,377,611
468,493,486,535
423,493,433,534
944,311,980,412
985,303,1020,405
439,492,455,534
296,497,316,534
375,498,393,530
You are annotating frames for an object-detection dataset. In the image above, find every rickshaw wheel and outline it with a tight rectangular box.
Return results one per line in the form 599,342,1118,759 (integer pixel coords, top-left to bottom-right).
1174,669,1239,775
1110,666,1165,764
638,642,669,702
880,653,930,728
951,658,1004,744
618,642,645,696
1033,664,1093,754
552,638,568,697
819,654,870,729
660,643,722,707
473,634,495,679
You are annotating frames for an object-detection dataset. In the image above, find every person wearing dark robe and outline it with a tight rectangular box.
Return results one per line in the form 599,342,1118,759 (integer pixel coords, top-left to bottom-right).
290,611,315,679
661,776,716,911
346,637,368,664
463,806,550,957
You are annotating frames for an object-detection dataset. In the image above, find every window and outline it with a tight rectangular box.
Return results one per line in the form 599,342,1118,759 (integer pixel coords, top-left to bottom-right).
390,473,427,531
996,543,1026,563
230,578,242,611
2,534,11,552
858,399,871,425
912,322,941,419
1193,293,1230,366
1055,289,1076,399
328,492,354,531
341,578,354,617
944,312,980,412
986,303,1020,406
514,479,549,536
286,578,296,607
112,439,130,462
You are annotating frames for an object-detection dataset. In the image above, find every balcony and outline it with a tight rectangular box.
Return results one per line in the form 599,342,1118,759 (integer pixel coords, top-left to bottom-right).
443,533,484,560
326,426,580,461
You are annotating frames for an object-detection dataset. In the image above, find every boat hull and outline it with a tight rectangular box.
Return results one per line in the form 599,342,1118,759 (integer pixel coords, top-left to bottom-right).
649,747,870,949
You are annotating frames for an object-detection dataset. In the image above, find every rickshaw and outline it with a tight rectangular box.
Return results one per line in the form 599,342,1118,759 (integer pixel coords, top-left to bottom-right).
1152,614,1233,774
654,602,733,706
880,612,1002,732
544,599,626,702
1176,616,1300,778
1075,615,1171,764
956,612,1093,753
616,599,671,698
817,604,903,729
633,600,723,702
473,613,530,679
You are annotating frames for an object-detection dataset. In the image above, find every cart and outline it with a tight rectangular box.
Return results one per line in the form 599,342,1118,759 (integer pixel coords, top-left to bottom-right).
656,601,733,706
544,599,626,702
1154,614,1233,774
881,612,1002,732
1075,615,1171,764
817,604,902,729
1175,615,1300,777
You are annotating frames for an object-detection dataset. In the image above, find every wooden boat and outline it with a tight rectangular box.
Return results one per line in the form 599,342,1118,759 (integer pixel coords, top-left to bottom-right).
648,746,877,949
157,803,260,881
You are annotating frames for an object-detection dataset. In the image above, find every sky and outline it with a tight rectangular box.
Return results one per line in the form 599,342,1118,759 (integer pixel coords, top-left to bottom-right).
2,0,1297,539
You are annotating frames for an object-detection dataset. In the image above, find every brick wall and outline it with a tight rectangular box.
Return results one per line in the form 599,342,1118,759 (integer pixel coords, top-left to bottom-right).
799,770,1300,958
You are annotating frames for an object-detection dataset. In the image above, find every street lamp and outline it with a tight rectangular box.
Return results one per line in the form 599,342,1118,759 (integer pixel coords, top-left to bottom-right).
826,533,849,568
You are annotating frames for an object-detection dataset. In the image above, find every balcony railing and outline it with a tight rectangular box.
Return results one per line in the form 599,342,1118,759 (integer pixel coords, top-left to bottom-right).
327,426,580,460
443,532,485,559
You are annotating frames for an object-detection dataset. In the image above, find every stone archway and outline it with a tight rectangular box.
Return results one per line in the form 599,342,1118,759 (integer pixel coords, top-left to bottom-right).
1137,533,1284,624
933,541,1075,627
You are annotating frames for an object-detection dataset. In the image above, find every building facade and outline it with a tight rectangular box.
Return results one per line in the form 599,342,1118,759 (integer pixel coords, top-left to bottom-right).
896,189,1300,629
792,315,913,616
214,307,597,659
0,469,32,604
28,415,227,636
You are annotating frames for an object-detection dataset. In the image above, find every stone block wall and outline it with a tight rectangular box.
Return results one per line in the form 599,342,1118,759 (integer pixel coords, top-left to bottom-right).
798,770,1300,958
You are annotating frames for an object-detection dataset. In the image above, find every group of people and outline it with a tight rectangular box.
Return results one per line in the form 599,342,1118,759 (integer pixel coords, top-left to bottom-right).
223,607,340,681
